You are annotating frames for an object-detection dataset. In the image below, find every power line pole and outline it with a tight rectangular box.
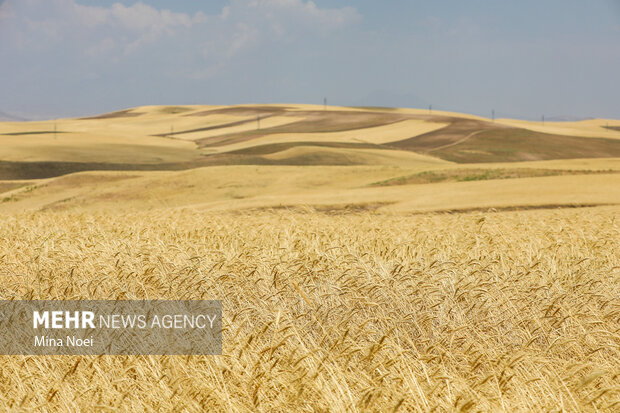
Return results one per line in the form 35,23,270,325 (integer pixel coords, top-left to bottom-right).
542,115,545,126
323,97,327,111
492,109,495,122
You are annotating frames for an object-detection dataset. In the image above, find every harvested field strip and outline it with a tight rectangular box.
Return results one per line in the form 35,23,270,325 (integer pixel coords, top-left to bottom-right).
225,141,384,155
197,111,411,147
241,111,409,134
0,150,377,179
0,160,204,180
369,167,620,186
185,105,293,116
257,148,369,166
431,128,620,163
0,155,361,180
154,117,269,137
389,118,504,151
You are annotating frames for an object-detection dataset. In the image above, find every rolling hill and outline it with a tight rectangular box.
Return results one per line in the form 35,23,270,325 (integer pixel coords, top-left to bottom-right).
0,104,619,213
1,104,619,412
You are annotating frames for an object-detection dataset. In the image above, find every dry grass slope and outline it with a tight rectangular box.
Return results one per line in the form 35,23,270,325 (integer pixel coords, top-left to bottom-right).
2,105,619,179
0,208,618,411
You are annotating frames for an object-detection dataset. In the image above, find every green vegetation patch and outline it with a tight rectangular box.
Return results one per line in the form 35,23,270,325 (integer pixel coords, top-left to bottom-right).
1,184,39,203
241,202,394,214
369,168,618,187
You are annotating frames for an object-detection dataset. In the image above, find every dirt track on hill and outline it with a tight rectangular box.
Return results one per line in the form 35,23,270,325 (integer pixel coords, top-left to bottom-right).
389,118,509,151
389,118,620,162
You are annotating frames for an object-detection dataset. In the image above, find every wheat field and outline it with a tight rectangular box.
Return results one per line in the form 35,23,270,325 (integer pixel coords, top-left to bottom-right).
0,206,618,412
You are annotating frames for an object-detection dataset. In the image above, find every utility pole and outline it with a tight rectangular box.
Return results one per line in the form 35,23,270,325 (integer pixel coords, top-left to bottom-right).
542,115,545,126
492,109,495,122
323,97,327,111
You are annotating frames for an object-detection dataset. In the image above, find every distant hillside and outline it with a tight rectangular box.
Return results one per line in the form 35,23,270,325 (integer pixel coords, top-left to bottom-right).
0,104,619,180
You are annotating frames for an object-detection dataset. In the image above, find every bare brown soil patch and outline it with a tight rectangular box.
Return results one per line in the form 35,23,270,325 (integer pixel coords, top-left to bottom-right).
197,110,412,148
389,118,507,151
199,151,368,167
431,128,620,163
155,117,271,137
227,141,382,156
0,160,204,180
389,118,620,163
0,151,370,180
266,111,410,133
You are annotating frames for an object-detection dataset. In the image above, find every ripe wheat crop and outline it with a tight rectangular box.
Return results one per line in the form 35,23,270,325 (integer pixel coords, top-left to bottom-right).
0,207,618,411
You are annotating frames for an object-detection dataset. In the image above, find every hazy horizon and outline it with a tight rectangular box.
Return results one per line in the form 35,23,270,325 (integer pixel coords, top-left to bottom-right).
1,0,619,121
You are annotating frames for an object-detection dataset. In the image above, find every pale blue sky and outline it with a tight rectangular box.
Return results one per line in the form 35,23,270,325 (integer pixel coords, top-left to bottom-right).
1,0,619,120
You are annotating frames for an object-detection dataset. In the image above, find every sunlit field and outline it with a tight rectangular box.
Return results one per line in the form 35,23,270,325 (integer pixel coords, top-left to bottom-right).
1,207,618,411
3,0,620,410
